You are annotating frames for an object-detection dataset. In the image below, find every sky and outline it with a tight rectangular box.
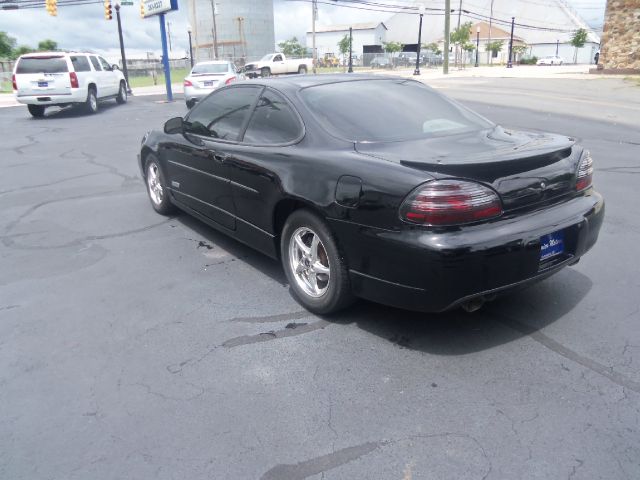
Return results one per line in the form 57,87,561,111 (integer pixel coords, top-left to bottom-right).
0,0,607,61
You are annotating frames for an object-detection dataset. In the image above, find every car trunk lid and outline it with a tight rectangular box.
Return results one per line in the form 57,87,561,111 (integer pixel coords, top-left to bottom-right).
15,56,71,96
188,73,225,88
355,127,579,211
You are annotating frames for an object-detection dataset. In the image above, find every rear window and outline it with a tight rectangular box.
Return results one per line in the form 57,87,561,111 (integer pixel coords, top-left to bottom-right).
191,63,230,74
70,55,91,72
300,79,493,142
16,57,68,74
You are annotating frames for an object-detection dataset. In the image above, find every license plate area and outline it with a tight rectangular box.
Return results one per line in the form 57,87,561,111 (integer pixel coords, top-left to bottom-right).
540,230,564,261
203,81,214,87
37,81,49,87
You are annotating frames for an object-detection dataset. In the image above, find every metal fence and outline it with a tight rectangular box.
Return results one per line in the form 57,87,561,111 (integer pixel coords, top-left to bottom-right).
359,52,444,69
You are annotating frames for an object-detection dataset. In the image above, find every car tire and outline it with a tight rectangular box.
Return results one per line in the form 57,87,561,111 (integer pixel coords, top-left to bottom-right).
281,209,354,315
84,87,98,114
27,104,45,118
298,65,307,74
144,154,175,215
116,81,127,104
261,67,271,78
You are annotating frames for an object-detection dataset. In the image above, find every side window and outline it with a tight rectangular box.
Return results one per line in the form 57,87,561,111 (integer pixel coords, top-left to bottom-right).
273,54,283,62
70,56,91,73
99,57,112,71
243,89,302,144
185,86,260,141
90,56,102,71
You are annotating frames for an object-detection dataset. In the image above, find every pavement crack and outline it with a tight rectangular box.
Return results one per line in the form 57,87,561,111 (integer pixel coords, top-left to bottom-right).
493,312,640,393
229,310,310,324
0,173,103,197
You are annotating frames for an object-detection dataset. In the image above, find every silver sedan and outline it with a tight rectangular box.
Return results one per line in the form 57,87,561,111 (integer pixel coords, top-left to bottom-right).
183,61,242,108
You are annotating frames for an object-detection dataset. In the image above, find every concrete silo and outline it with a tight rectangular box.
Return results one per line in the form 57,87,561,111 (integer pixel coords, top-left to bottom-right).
186,0,275,63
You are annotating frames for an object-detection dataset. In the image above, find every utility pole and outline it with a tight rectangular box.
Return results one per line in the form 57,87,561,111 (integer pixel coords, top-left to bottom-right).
475,26,480,67
455,0,462,67
507,16,515,68
312,0,317,74
187,25,194,67
414,8,424,76
210,0,218,60
487,0,494,64
114,3,132,93
444,0,450,74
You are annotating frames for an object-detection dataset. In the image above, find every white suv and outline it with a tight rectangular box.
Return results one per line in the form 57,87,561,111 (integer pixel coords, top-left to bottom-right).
12,51,128,117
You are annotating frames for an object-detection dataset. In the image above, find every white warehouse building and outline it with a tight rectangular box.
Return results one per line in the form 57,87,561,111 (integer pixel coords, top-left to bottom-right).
305,22,388,58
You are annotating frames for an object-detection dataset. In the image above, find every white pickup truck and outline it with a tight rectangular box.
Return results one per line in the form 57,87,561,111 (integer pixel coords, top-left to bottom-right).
244,53,313,78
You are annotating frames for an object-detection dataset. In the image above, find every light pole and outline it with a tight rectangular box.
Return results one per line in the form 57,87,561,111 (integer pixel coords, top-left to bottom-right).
443,0,450,74
187,25,194,67
556,39,559,56
414,6,425,75
348,26,353,73
311,0,317,74
475,26,480,67
114,3,132,93
507,16,515,68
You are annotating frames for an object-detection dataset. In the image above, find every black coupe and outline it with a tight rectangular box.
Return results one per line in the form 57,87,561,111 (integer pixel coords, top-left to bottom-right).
138,75,604,314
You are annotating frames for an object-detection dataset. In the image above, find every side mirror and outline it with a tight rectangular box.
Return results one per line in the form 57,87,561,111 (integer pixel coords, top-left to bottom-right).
164,116,184,135
111,64,120,70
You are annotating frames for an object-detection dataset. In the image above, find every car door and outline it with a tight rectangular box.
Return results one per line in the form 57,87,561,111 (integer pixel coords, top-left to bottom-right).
98,56,118,95
272,54,286,74
162,85,262,230
89,56,106,94
222,87,304,234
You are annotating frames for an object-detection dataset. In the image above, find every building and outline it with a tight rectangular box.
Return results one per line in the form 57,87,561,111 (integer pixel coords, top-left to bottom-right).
597,0,640,73
383,0,601,64
305,22,388,58
186,0,275,63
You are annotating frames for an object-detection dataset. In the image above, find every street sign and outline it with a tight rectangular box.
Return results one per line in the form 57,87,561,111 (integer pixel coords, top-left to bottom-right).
141,0,177,18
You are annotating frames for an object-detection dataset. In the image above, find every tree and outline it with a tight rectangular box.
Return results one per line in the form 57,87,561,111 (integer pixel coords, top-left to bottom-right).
450,21,472,67
461,42,475,68
38,39,58,51
422,42,442,56
277,37,306,58
512,44,528,63
485,40,504,62
12,45,35,59
382,41,402,68
337,34,350,56
570,28,588,64
0,31,17,59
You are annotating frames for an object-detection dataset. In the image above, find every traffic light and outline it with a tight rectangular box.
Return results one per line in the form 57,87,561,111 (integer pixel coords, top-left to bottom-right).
140,0,145,18
104,0,112,20
45,0,57,16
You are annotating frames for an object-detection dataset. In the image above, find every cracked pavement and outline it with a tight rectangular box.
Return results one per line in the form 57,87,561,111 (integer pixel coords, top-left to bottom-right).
1,77,639,479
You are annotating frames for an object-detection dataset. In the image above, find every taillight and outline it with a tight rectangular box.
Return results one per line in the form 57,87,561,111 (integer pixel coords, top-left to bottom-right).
225,77,236,85
69,72,79,88
576,150,593,191
400,180,503,226
12,74,17,90
183,79,193,87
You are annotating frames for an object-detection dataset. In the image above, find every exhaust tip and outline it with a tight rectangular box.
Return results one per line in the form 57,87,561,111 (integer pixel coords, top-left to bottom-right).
461,297,485,313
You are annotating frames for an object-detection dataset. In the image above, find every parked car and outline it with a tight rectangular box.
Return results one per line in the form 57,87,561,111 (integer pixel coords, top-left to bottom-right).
244,53,313,78
537,55,564,65
138,75,604,315
12,51,127,117
370,56,391,68
183,60,242,109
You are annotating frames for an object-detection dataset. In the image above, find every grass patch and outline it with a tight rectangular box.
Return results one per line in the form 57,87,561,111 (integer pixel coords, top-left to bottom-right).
128,67,190,89
624,76,640,87
1,80,12,93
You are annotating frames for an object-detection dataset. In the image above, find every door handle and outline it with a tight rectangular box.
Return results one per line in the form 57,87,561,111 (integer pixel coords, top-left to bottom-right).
212,152,229,163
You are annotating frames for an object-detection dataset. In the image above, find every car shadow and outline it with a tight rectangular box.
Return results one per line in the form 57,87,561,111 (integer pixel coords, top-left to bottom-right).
174,211,593,356
35,100,121,120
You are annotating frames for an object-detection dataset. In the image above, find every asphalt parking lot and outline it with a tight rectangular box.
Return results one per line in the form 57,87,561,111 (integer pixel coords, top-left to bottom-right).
1,77,639,480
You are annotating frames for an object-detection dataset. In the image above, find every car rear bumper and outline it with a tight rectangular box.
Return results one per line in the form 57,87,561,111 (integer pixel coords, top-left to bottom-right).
183,86,217,102
328,191,605,312
15,90,86,105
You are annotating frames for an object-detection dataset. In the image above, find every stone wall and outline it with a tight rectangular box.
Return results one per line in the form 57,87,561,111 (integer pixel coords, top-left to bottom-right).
598,0,640,73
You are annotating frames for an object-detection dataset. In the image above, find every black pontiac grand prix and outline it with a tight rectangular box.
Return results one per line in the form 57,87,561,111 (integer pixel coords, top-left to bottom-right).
138,75,604,314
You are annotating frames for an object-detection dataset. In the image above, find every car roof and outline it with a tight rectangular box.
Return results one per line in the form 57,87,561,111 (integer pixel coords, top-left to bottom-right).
237,74,406,92
20,51,97,58
194,60,232,65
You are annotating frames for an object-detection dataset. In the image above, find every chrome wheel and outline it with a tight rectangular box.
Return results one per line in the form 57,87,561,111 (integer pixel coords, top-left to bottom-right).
147,162,164,206
288,227,330,298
